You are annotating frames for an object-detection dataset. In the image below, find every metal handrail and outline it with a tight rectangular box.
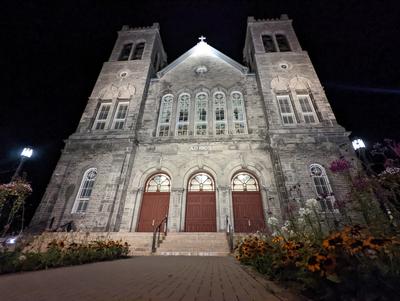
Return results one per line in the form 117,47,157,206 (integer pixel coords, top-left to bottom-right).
151,215,168,253
225,216,234,253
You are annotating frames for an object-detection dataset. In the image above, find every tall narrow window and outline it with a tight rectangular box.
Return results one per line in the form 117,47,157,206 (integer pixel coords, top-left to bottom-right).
298,95,317,124
277,95,296,125
262,35,276,52
214,92,227,135
275,34,291,52
195,92,208,136
132,42,145,60
157,94,173,136
118,43,133,61
72,168,97,213
93,103,112,130
112,102,129,129
231,92,247,134
176,93,190,136
310,164,335,211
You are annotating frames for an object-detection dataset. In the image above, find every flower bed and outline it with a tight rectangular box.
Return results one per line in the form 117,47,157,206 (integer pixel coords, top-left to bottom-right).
0,239,129,274
235,227,400,300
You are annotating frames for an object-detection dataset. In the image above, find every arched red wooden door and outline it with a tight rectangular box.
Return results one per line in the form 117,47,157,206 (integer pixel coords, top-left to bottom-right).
185,173,216,232
231,172,265,233
137,174,170,232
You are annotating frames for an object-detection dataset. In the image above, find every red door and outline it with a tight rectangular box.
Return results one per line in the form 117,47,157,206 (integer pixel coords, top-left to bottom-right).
185,191,216,232
232,191,265,232
137,192,169,232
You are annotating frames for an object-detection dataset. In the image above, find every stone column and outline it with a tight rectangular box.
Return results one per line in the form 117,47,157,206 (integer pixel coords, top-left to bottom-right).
168,188,184,232
217,186,231,231
119,187,142,232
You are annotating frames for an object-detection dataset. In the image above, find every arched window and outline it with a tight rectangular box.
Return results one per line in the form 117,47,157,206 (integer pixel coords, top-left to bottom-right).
195,92,208,136
188,173,214,191
262,35,276,52
232,172,259,191
275,34,291,52
231,92,247,134
118,43,133,61
176,93,190,136
157,94,173,136
72,168,97,213
132,42,145,60
146,174,171,192
213,92,226,135
310,164,335,211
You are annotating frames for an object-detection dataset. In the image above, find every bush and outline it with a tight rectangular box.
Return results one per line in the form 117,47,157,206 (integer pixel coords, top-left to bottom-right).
0,239,130,274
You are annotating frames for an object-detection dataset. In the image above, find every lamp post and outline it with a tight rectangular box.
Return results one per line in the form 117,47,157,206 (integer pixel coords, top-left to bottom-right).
11,147,33,182
352,138,374,174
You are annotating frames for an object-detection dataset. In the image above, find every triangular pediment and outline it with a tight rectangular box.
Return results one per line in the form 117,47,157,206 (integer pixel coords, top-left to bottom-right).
157,41,248,78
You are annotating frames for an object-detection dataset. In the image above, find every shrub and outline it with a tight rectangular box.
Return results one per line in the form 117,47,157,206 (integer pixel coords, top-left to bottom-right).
0,239,130,274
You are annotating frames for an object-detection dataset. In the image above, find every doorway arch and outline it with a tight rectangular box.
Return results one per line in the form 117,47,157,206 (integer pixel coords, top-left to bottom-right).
231,172,265,232
137,173,170,232
185,172,216,232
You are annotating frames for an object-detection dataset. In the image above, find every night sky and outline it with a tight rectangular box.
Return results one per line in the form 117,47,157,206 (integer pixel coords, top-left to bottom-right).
1,0,400,224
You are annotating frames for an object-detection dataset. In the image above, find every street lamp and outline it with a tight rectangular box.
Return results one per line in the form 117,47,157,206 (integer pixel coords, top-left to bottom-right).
352,139,366,150
352,138,374,174
11,147,33,181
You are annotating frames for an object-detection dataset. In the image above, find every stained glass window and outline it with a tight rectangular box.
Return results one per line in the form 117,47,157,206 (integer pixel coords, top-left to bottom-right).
232,172,259,191
146,174,171,192
189,173,214,191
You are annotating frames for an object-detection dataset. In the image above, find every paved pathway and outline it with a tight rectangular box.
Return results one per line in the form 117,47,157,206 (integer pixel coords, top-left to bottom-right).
0,256,292,301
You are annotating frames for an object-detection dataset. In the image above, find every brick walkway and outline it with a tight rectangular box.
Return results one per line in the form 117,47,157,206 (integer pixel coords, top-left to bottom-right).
0,256,291,301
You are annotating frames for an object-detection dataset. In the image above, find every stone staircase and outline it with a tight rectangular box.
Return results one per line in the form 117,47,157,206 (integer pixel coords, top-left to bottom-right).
26,232,231,256
155,232,230,256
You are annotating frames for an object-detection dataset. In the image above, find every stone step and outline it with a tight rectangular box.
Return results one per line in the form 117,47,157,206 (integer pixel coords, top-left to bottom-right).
157,251,230,256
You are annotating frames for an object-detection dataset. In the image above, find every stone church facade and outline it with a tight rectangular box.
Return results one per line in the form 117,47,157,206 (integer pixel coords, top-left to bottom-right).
31,15,354,233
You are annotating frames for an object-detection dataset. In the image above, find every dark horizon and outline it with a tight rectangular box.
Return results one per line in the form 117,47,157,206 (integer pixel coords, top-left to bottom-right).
1,0,400,225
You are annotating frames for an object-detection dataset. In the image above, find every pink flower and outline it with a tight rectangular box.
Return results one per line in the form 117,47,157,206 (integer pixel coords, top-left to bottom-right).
329,158,351,173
